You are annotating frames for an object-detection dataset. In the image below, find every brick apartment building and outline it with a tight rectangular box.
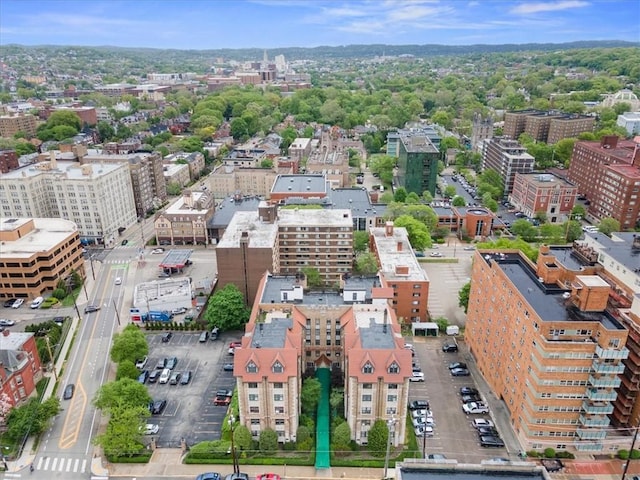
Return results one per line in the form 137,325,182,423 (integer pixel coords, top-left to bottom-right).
466,246,629,453
503,110,594,144
0,150,19,173
0,218,85,300
509,172,578,223
154,190,214,246
0,114,38,138
369,222,430,323
232,272,412,446
567,136,640,230
482,137,535,194
0,331,43,408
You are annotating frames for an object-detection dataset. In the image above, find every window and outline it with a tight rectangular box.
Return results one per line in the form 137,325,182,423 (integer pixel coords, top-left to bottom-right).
274,382,283,389
248,382,258,389
249,406,259,413
363,383,372,389
249,394,259,401
275,406,284,414
247,361,258,373
362,362,373,374
388,362,399,374
251,419,260,425
361,407,372,414
274,394,284,401
272,361,283,373
387,395,397,402
362,394,372,402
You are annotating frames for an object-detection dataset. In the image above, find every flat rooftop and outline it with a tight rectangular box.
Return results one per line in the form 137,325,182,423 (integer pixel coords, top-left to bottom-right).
1,160,124,180
546,246,588,271
159,249,193,268
0,218,78,258
400,134,439,153
133,277,192,309
328,188,387,218
371,226,429,282
356,307,396,350
208,196,261,229
584,231,640,271
216,211,278,249
277,208,352,227
481,251,624,329
272,174,327,194
250,317,291,349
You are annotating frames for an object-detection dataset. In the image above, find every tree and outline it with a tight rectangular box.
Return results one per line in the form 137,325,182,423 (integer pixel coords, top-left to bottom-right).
422,191,433,204
367,419,389,457
110,325,148,365
452,195,466,207
14,141,36,156
565,220,583,242
510,219,539,242
443,185,457,199
234,424,253,452
204,284,250,331
458,282,471,314
230,118,249,141
571,204,586,220
302,267,323,288
94,404,148,457
355,252,379,275
300,377,321,415
394,187,407,203
96,121,115,142
394,215,432,251
353,231,369,253
94,378,151,412
4,397,60,442
259,428,278,455
332,421,352,454
46,110,82,130
116,360,140,381
598,217,620,236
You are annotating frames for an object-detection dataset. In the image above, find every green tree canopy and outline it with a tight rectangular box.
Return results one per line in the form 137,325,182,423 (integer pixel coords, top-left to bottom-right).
204,283,250,331
353,231,369,253
510,219,539,242
598,217,620,236
443,185,457,199
94,404,148,457
4,397,60,442
458,282,471,314
355,252,379,275
259,428,279,455
300,377,321,415
234,424,253,452
94,378,151,413
116,360,140,381
452,195,466,207
367,419,389,458
110,325,148,364
394,214,432,250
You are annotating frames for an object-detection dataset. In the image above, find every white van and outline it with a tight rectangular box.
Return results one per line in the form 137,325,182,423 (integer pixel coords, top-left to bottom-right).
159,368,171,384
30,296,44,309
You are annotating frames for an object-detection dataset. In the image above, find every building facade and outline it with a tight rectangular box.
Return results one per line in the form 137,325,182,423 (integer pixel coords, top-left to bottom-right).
0,114,38,138
504,110,594,144
0,150,19,174
154,190,214,246
482,137,535,194
369,222,430,323
509,172,578,223
466,247,629,453
617,112,640,136
567,136,640,230
0,218,85,300
0,157,137,246
0,331,43,408
394,131,440,196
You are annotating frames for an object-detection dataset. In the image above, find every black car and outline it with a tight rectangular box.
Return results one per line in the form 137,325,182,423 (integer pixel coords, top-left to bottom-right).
223,363,234,372
84,305,100,313
138,370,150,384
460,387,479,396
180,371,192,385
461,394,481,404
224,473,249,480
480,435,505,448
409,400,430,411
121,239,129,246
161,332,173,343
148,370,161,383
442,343,458,352
477,427,499,436
150,400,167,415
63,384,75,400
448,362,467,370
3,299,17,308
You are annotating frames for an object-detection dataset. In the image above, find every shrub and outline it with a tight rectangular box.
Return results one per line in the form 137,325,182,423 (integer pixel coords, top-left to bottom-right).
283,441,296,451
259,429,278,455
543,447,556,458
632,449,640,460
367,420,389,458
188,440,232,459
556,451,575,459
296,425,311,444
296,437,313,452
52,288,66,300
618,449,629,460
526,450,540,458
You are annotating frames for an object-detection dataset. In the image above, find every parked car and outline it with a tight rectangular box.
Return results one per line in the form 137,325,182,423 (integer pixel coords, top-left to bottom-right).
3,299,17,308
429,251,443,257
171,307,187,315
461,394,481,403
211,327,219,340
121,239,129,246
480,435,505,448
427,454,447,460
463,245,476,251
159,368,171,384
169,372,182,385
63,384,75,400
0,319,16,327
460,387,479,396
148,370,161,383
196,474,222,480
476,426,499,436
30,297,44,309
156,358,167,369
409,400,429,411
472,418,494,429
150,400,167,415
411,409,432,420
414,425,434,437
135,356,148,369
151,248,165,255
214,394,231,406
161,332,173,343
199,331,209,342
463,402,489,414
166,356,178,370
84,305,100,313
257,474,281,480
448,362,467,370
409,371,425,382
12,298,25,309
224,474,249,480
137,370,150,384
142,423,159,435
451,368,470,376
442,343,458,352
223,363,234,372
180,371,192,385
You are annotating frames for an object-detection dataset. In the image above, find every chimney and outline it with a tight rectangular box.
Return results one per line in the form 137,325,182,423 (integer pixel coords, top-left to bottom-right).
397,241,403,252
385,221,394,237
633,142,640,167
183,190,194,208
600,135,618,149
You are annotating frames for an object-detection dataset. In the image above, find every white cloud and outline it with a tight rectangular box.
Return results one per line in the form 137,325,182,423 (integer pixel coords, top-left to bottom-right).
510,1,589,15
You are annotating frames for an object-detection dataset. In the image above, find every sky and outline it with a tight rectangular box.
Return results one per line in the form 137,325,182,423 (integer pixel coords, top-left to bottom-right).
1,0,638,50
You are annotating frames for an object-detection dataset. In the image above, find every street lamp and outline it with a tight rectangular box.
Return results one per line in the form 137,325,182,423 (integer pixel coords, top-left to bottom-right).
228,414,239,474
383,417,396,480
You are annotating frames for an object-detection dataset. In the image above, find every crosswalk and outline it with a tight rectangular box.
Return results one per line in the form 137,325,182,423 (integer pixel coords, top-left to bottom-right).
34,456,88,474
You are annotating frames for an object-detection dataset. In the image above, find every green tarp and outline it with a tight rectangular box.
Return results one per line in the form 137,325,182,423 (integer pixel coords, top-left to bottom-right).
315,367,331,469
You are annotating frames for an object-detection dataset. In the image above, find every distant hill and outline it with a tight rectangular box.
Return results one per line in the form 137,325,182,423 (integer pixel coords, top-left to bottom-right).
4,40,639,62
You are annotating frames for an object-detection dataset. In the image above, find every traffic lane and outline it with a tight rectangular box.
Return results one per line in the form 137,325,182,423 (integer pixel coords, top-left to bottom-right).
410,338,507,462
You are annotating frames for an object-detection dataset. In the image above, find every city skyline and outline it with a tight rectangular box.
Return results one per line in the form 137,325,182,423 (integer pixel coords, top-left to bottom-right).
1,0,638,51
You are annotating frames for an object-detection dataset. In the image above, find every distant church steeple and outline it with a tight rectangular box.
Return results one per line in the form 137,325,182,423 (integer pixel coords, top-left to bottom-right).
263,49,268,63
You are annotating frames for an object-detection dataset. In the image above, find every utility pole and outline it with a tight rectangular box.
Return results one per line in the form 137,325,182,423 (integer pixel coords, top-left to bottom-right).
621,425,640,480
112,299,121,326
383,417,395,480
229,415,239,474
45,337,57,381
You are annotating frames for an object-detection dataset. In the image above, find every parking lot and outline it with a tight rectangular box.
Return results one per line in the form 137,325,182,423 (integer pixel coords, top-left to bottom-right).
407,336,512,463
142,330,239,447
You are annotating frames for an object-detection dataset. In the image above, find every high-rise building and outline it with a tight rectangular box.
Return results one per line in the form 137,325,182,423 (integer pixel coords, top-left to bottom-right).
0,157,136,246
471,113,493,152
503,110,594,144
393,130,440,196
509,172,578,223
466,246,629,453
482,137,535,194
567,136,640,230
0,114,38,137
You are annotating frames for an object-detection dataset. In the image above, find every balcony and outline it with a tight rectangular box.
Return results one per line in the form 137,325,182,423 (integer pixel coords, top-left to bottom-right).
582,401,614,415
620,374,640,392
575,441,604,452
576,428,607,440
586,388,618,402
592,360,626,374
595,345,629,360
588,375,621,388
579,414,610,427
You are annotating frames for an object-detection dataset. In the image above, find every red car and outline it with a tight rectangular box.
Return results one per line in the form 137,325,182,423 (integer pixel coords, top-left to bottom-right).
229,341,242,349
213,395,231,406
257,475,281,480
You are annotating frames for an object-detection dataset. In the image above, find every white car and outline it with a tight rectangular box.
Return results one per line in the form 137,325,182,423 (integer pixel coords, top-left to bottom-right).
414,425,434,437
463,401,489,414
429,252,443,257
114,277,122,285
151,248,165,254
472,418,494,429
409,371,425,382
135,356,148,369
11,298,24,309
411,409,433,420
141,423,159,435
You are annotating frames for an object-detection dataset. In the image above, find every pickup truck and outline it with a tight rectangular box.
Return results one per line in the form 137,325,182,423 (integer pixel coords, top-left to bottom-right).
213,389,233,406
462,401,489,414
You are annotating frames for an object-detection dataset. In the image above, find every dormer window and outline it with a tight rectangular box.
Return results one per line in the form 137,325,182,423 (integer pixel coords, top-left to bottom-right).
362,362,373,374
272,361,283,373
388,362,399,374
247,361,258,373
